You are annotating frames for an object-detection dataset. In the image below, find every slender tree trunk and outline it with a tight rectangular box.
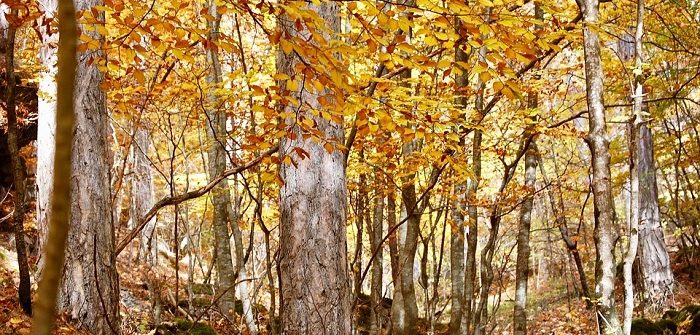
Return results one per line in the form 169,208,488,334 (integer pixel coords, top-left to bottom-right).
399,141,420,335
277,1,351,332
448,21,469,335
580,0,622,332
353,170,366,300
35,0,120,332
624,1,644,332
369,172,385,334
4,11,32,315
388,191,405,334
513,93,539,335
227,196,259,334
204,1,237,318
538,153,591,301
130,126,156,264
464,129,482,335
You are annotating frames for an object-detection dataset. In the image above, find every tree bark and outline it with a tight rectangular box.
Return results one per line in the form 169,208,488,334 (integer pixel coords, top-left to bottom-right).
399,141,420,335
388,191,405,334
464,130,481,335
448,22,469,335
204,0,237,318
277,1,352,333
34,0,120,332
513,93,539,335
579,0,623,332
637,125,673,310
624,1,644,332
130,126,156,264
369,172,385,334
4,9,32,315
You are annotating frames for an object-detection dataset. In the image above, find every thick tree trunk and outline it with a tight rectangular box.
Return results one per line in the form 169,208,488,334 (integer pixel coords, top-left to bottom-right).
580,0,622,333
36,0,59,270
204,1,237,318
637,125,674,310
277,1,351,333
31,0,78,332
4,11,32,314
513,93,539,335
369,172,385,334
35,0,120,331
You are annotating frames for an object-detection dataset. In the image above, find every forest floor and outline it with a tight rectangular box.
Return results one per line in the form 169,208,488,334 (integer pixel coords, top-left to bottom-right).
1,242,699,334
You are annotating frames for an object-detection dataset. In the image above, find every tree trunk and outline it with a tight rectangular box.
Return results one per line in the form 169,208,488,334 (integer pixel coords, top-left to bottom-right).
204,0,237,318
36,0,120,332
4,10,32,315
637,125,673,310
580,0,622,332
538,153,591,301
624,1,644,332
277,1,351,333
388,191,405,334
369,172,385,334
130,126,156,264
399,141,420,335
513,93,539,335
448,22,469,335
36,0,59,272
464,129,482,335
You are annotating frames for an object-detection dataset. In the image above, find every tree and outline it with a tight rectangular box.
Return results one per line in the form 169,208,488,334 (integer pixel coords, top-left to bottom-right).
3,6,32,315
513,93,539,335
203,0,238,319
35,0,120,332
276,0,352,332
578,0,623,332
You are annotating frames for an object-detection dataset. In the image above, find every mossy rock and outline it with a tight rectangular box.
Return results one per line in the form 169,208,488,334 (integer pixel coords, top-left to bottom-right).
673,304,700,323
689,313,700,334
191,283,214,295
663,309,679,320
154,319,217,335
654,319,677,334
632,318,664,335
177,297,211,309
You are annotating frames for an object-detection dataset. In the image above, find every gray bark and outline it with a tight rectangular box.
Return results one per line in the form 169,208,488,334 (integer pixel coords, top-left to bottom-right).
36,0,121,330
277,1,352,333
579,0,622,332
369,173,385,334
204,1,237,318
399,141,420,335
624,1,644,332
130,127,156,264
513,93,539,335
388,192,405,334
448,24,469,335
637,125,673,309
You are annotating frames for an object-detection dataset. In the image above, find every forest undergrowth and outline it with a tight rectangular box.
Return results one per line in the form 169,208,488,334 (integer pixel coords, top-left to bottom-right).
2,241,699,334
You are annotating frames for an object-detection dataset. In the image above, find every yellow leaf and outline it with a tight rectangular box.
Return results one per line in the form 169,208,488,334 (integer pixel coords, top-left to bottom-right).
280,39,293,55
324,142,334,154
134,69,145,85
